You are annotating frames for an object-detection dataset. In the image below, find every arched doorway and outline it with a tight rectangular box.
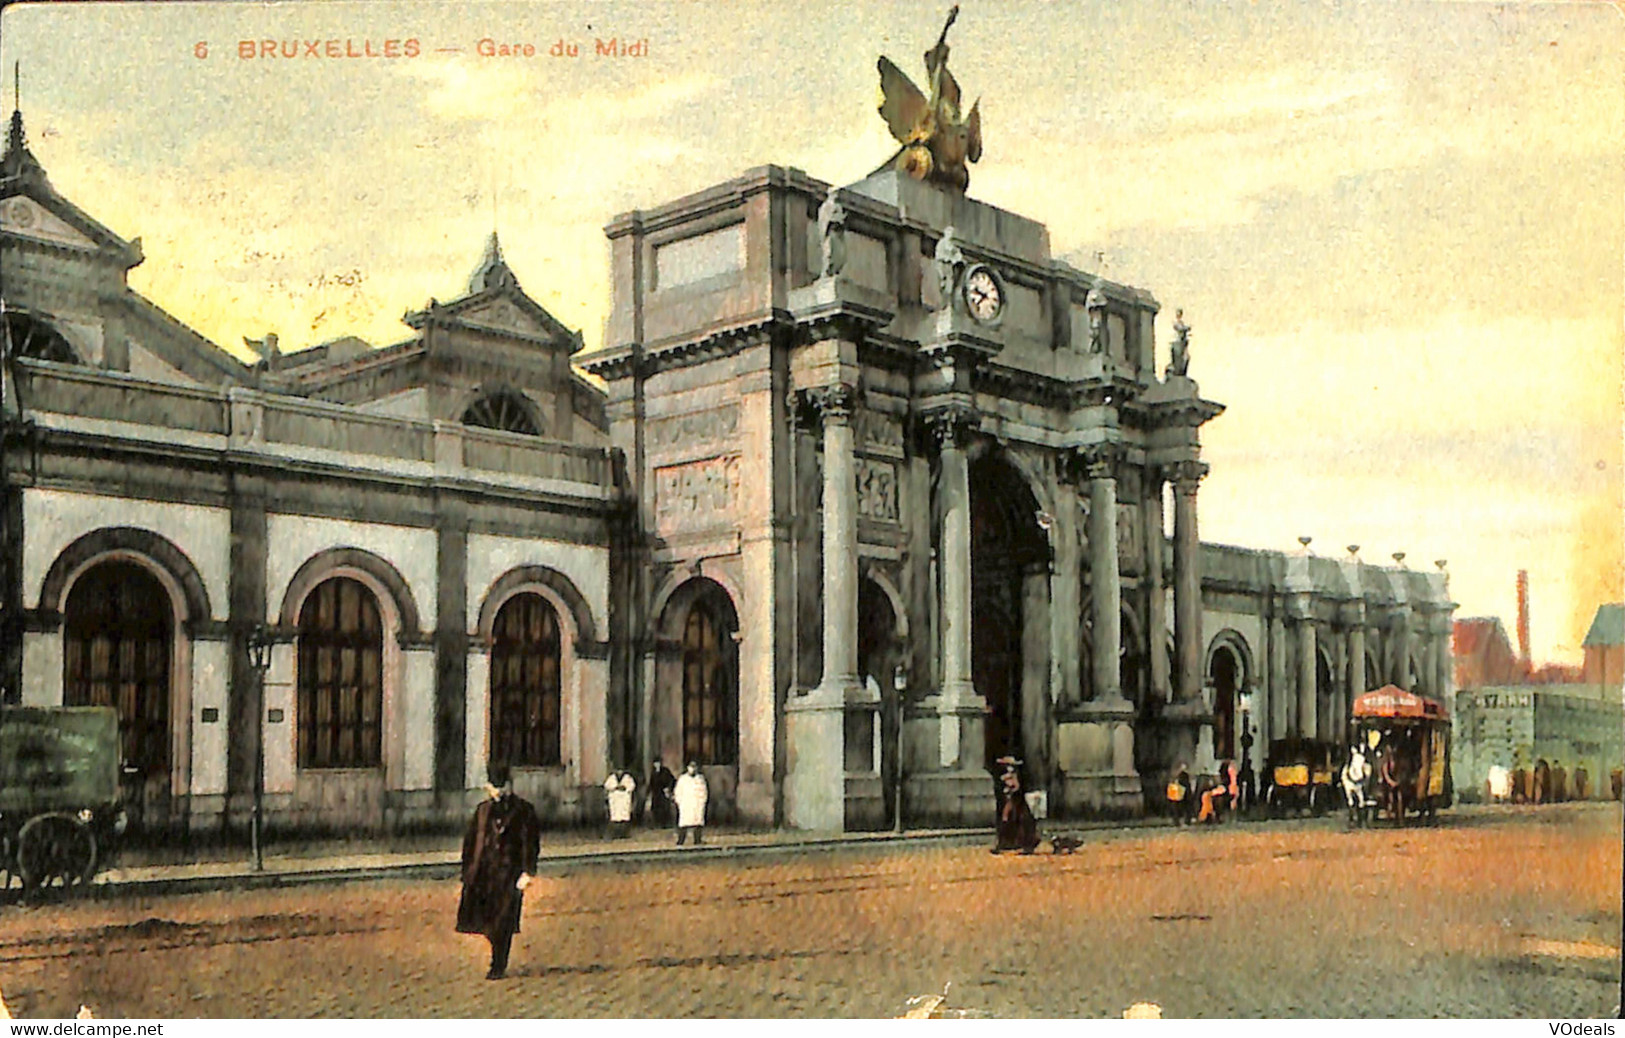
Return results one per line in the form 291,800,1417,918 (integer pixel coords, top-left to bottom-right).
859,578,902,823
968,454,1049,772
64,561,173,830
654,579,740,817
1209,645,1241,759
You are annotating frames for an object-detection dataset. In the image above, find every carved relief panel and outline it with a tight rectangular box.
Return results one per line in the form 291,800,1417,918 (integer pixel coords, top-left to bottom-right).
645,405,740,456
856,459,898,522
654,455,741,533
855,410,905,457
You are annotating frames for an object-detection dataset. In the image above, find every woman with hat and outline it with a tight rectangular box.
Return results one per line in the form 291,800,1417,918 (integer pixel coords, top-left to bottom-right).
992,756,1040,854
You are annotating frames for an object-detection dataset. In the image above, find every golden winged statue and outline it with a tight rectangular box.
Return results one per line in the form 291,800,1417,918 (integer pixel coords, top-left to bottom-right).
876,5,982,191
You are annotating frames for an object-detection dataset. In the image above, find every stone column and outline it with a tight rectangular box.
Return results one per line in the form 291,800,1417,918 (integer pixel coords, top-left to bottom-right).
1144,469,1170,702
785,382,862,831
1085,445,1124,705
937,414,975,707
812,383,860,698
1070,443,1139,808
928,407,985,774
1433,622,1453,703
1269,608,1289,741
1171,461,1208,703
1346,604,1366,739
1392,609,1412,689
1293,599,1317,740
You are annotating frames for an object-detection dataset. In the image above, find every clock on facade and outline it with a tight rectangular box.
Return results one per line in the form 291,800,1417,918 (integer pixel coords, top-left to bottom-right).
962,264,1003,323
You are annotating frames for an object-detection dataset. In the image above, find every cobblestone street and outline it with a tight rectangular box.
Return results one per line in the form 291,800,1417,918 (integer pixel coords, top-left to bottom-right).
0,804,1617,1019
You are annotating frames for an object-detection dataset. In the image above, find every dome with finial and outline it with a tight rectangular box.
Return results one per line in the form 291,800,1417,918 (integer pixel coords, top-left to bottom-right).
468,231,518,295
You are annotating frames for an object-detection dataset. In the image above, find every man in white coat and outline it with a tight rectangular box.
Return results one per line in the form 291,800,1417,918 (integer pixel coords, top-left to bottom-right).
674,761,709,846
604,768,637,838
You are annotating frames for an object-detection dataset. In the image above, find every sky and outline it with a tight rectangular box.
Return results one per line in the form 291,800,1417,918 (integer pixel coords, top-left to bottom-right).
2,0,1619,665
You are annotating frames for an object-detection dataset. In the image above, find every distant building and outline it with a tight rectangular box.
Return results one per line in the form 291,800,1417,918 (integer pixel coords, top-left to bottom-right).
1582,603,1624,691
1453,617,1523,689
1452,603,1624,801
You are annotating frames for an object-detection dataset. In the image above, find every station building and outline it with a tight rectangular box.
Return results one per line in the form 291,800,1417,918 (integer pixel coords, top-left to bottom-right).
0,103,1456,837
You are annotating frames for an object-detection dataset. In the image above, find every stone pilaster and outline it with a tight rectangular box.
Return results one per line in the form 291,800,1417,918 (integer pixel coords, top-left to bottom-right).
226,480,268,830
1144,468,1170,702
1170,460,1208,703
433,501,469,801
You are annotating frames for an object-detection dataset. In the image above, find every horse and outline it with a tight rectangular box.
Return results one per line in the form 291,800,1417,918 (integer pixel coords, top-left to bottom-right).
1341,747,1374,828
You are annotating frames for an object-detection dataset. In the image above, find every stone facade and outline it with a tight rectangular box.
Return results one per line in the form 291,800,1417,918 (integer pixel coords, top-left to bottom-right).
578,166,1458,828
1,109,1456,837
1452,685,1622,801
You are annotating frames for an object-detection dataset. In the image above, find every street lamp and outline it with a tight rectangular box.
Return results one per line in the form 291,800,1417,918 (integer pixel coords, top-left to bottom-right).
1237,690,1256,811
892,663,908,835
246,624,275,871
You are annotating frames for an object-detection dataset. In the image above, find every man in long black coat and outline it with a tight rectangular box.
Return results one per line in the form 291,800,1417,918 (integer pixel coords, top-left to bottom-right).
457,762,541,980
646,758,677,828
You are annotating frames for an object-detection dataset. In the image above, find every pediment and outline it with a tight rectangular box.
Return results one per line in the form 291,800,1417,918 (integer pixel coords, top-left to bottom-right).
0,195,98,250
455,295,557,340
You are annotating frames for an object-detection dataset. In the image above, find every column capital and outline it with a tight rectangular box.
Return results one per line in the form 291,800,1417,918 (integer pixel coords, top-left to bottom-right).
1168,459,1210,492
1078,443,1126,482
923,404,980,451
803,382,858,424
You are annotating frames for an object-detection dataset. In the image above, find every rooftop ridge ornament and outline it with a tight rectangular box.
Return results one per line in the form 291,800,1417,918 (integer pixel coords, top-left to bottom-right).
875,5,982,192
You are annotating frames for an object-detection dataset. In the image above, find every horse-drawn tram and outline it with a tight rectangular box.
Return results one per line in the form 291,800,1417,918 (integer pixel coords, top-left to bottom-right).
0,706,127,893
1350,686,1453,826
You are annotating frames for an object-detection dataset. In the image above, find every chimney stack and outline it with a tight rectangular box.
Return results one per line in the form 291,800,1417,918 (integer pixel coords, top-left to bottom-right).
1516,570,1531,669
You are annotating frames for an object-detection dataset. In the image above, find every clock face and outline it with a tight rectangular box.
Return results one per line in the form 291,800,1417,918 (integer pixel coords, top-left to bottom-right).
964,265,1002,322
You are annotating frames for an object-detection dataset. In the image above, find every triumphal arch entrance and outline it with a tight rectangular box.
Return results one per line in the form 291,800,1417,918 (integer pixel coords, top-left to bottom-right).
580,10,1224,828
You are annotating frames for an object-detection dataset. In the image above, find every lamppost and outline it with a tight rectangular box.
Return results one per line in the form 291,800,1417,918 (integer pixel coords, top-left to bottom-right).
1237,690,1256,812
892,662,907,835
246,624,274,871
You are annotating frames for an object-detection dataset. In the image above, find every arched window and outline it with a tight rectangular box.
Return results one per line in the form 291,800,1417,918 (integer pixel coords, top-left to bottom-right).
682,599,737,766
297,577,383,769
489,593,562,768
3,311,78,364
461,388,540,436
63,561,171,777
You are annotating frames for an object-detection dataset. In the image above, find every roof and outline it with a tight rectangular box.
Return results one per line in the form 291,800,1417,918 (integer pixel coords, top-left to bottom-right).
1,108,143,268
1453,617,1511,658
1582,604,1625,647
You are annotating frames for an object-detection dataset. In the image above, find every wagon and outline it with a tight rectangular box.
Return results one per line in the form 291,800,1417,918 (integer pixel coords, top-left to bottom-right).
1262,739,1339,817
1351,686,1452,825
0,706,127,892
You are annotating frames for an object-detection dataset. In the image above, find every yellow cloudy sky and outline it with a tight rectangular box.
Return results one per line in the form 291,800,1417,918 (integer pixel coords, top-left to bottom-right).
2,0,1619,663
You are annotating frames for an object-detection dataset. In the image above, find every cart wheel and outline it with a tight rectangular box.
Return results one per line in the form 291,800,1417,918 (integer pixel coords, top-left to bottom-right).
17,814,98,893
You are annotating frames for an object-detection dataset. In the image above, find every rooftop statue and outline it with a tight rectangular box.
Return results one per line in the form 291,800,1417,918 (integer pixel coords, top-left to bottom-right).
1168,309,1191,378
876,6,983,192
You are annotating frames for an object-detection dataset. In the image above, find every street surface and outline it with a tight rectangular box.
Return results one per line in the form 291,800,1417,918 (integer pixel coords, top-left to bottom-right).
0,804,1617,1018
